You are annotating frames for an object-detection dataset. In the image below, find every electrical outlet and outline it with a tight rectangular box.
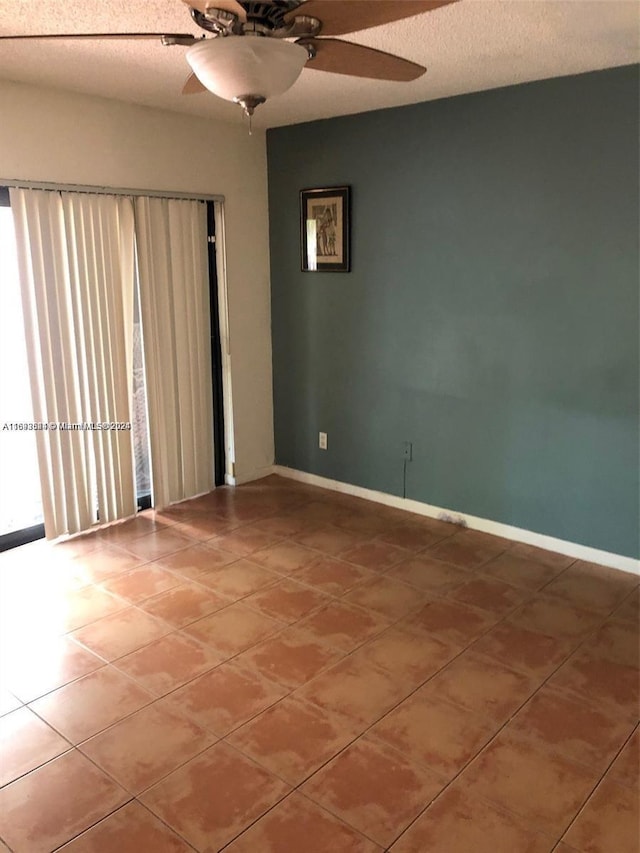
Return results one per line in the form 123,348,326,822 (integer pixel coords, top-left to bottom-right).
319,431,328,450
402,441,413,461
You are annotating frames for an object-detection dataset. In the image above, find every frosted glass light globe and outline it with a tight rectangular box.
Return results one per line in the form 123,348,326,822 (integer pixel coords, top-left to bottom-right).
187,37,308,107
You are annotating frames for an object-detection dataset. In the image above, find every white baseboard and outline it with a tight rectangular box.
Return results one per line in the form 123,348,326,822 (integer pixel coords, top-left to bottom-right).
227,465,277,487
272,465,640,577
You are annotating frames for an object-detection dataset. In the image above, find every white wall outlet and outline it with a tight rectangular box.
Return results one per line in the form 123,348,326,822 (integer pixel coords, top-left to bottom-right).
319,431,328,450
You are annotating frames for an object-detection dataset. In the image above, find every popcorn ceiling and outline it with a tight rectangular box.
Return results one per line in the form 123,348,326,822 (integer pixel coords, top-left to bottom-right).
0,0,637,128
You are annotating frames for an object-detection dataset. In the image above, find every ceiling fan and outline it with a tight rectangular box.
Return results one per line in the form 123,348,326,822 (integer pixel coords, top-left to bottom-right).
0,1,457,120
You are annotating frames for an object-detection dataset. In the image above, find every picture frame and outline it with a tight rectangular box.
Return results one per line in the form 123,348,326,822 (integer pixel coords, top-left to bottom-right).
300,186,350,272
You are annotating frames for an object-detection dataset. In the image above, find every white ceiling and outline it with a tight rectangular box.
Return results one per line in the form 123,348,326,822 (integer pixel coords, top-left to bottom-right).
0,0,638,128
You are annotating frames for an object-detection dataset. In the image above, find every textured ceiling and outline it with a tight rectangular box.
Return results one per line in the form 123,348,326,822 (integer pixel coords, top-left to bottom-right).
0,0,638,128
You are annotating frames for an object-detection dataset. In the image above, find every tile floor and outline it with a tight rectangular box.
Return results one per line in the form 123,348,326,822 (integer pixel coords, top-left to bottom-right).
0,475,638,852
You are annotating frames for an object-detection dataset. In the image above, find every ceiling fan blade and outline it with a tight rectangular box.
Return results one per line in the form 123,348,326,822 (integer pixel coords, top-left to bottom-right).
182,0,247,22
303,38,426,81
288,1,457,37
0,32,198,43
182,72,208,95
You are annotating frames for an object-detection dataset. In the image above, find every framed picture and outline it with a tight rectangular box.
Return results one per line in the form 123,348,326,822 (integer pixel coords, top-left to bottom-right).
300,186,350,272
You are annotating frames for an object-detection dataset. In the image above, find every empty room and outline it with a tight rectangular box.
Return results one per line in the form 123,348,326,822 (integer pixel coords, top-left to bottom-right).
0,1,638,851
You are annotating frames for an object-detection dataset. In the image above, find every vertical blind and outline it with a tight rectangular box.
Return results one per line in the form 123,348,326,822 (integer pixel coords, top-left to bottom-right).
10,188,137,537
9,187,215,539
135,196,214,509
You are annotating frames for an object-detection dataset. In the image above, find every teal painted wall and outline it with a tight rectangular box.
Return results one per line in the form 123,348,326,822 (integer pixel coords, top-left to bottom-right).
267,66,640,558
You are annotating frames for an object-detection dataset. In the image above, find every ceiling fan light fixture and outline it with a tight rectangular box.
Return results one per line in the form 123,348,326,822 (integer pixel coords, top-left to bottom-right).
186,36,308,115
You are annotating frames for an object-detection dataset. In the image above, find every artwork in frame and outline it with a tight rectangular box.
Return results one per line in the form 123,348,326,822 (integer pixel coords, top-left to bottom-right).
300,186,350,272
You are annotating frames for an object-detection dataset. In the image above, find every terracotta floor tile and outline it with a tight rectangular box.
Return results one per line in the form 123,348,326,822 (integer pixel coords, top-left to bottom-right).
302,736,443,848
100,565,182,605
140,742,290,851
52,534,104,561
471,621,575,678
293,524,367,556
70,606,172,661
334,513,398,539
340,541,412,572
164,662,286,736
234,627,343,688
228,695,360,784
608,728,639,789
153,542,238,579
571,559,639,589
613,587,640,624
61,585,129,632
171,513,235,540
508,687,635,772
548,649,640,719
343,575,430,620
115,632,222,695
195,559,280,599
422,652,536,723
448,576,528,616
480,551,568,590
120,529,197,562
71,546,146,584
1,636,105,703
348,626,457,688
386,555,472,595
507,543,574,571
29,666,153,743
250,542,321,574
403,599,497,647
297,656,405,725
148,502,198,523
543,563,637,615
460,731,600,835
57,801,194,852
0,707,71,786
370,692,495,778
0,750,129,853
0,689,21,717
0,478,635,852
428,531,506,569
79,701,215,793
296,600,389,653
292,500,351,527
251,514,316,538
225,791,382,852
243,578,330,623
140,581,231,628
508,596,603,639
182,602,283,657
97,515,174,545
581,620,640,668
211,526,284,557
376,522,449,552
294,557,375,596
390,784,555,853
563,776,639,853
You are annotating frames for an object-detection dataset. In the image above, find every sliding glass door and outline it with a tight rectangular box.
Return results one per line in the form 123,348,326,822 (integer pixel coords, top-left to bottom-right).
0,201,44,547
0,187,226,548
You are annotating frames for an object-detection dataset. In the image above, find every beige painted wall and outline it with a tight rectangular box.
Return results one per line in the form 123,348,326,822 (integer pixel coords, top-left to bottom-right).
0,79,274,482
